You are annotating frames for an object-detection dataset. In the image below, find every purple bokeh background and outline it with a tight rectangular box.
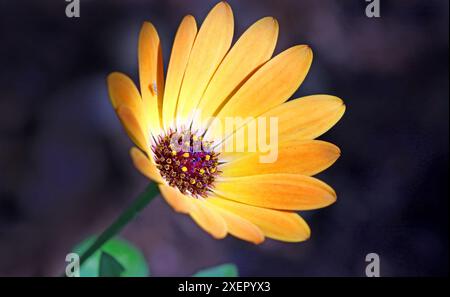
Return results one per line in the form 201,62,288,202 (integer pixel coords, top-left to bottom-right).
0,0,448,276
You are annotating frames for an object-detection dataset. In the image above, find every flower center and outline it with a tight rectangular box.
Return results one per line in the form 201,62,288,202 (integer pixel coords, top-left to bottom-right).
152,129,220,198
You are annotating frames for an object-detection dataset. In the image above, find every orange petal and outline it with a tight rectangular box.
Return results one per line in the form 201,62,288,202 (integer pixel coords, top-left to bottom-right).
117,106,149,152
206,201,265,244
214,174,336,211
221,140,341,177
217,95,345,156
138,22,164,135
158,184,194,214
130,147,163,184
263,95,345,142
208,197,310,242
193,16,279,129
189,198,227,239
162,15,198,130
107,72,146,130
260,95,346,142
176,1,234,126
107,72,141,109
205,45,312,141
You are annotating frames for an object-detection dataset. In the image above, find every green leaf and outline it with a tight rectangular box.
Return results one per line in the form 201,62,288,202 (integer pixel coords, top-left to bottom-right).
73,236,149,277
99,252,125,277
193,263,239,277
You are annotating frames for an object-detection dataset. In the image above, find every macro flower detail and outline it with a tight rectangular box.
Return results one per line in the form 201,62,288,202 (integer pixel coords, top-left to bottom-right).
107,1,345,244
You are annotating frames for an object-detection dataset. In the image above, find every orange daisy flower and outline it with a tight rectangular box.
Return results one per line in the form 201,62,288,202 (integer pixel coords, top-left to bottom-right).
107,2,345,244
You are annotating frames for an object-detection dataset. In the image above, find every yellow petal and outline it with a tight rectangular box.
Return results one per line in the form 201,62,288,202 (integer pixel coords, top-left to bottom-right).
107,72,146,129
158,184,194,214
221,140,340,177
261,95,346,142
117,106,149,152
206,201,265,244
217,95,345,156
176,1,234,126
189,198,227,239
214,174,336,210
205,45,312,141
107,72,140,109
193,16,279,129
138,22,164,135
130,147,163,184
162,15,198,130
208,197,310,242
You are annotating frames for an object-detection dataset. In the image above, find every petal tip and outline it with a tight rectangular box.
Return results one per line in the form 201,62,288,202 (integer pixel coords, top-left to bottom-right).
213,1,233,15
327,189,338,204
333,96,346,110
341,102,347,115
219,1,231,8
260,16,278,25
182,14,197,26
289,44,313,65
329,142,342,158
252,236,265,245
129,146,140,157
141,21,156,30
297,44,312,53
213,232,228,240
296,217,311,241
106,71,119,81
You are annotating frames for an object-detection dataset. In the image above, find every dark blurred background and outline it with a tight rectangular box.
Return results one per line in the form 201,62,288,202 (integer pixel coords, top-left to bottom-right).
0,0,448,276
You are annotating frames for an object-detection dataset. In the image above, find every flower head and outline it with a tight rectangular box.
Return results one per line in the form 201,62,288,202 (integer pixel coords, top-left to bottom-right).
107,1,345,244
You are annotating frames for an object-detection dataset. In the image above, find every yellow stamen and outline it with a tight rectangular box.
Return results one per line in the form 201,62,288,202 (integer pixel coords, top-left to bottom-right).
181,166,188,172
183,152,190,158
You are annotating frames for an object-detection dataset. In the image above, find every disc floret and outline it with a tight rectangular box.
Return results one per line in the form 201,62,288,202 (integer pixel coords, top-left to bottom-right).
152,129,220,198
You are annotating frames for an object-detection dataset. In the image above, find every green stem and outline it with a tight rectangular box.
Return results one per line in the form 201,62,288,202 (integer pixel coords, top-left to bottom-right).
78,183,159,267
